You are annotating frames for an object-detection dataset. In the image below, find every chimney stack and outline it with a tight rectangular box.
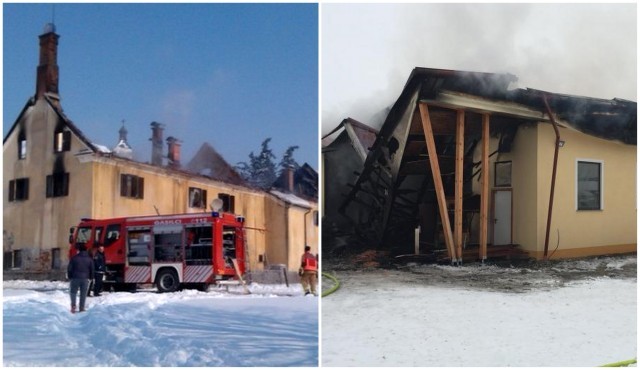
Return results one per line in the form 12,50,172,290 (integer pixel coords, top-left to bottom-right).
36,23,60,105
286,165,295,193
166,136,181,169
150,122,164,166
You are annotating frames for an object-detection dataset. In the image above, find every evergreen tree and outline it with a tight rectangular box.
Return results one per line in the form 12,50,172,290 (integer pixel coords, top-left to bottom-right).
279,145,300,173
236,138,277,190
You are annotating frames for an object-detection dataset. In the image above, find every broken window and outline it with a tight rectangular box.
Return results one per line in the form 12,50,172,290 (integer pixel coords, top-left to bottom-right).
53,130,71,153
46,172,69,198
8,178,29,201
577,160,602,210
120,174,144,199
18,131,27,159
494,161,512,187
219,193,235,213
188,187,207,209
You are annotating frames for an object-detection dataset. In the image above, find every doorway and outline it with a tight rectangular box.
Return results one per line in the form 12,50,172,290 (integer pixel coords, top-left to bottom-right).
492,189,512,246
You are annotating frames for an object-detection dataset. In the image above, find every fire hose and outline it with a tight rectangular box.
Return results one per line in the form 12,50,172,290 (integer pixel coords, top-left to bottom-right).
600,359,637,367
321,272,340,297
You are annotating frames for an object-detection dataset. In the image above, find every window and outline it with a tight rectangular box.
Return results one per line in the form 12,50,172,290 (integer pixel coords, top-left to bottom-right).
54,130,71,153
494,161,512,187
94,227,104,244
313,211,319,226
120,174,144,199
8,178,29,201
18,131,27,159
3,250,22,269
46,172,69,198
577,160,602,210
189,187,208,209
51,248,61,270
104,224,121,246
219,193,235,213
53,130,70,153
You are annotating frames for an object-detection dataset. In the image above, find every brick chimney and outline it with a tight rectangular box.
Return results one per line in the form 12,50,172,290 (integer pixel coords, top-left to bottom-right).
166,136,181,169
150,122,164,166
35,23,60,106
285,165,295,193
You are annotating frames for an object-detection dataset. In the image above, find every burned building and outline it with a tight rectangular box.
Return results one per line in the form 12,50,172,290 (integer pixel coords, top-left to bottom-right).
3,24,318,277
324,67,636,261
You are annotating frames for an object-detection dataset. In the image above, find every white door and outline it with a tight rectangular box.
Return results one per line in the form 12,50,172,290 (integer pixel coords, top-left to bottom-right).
493,190,512,246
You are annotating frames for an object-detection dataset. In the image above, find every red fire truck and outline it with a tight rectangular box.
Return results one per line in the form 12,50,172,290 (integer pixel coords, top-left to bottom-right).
68,211,247,293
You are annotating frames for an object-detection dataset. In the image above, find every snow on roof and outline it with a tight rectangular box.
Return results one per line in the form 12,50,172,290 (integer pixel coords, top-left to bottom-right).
92,143,112,153
270,190,312,208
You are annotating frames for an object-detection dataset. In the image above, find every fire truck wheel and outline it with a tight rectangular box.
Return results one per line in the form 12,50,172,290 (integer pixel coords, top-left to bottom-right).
156,269,180,293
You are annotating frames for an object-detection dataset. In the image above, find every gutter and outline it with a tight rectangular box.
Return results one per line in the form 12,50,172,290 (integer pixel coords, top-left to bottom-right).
541,94,561,260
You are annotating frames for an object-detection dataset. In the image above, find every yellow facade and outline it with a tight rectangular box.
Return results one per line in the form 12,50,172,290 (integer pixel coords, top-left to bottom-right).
4,99,318,274
479,121,636,259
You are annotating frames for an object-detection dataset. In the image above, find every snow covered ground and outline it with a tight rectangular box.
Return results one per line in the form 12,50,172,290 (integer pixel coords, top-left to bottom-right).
322,256,637,367
3,281,318,367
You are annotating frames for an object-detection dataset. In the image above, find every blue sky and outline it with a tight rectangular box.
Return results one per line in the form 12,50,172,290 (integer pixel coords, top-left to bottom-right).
4,3,318,170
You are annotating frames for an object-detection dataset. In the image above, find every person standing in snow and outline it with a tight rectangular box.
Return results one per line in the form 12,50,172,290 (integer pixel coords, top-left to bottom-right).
92,245,106,296
300,246,318,296
67,245,94,313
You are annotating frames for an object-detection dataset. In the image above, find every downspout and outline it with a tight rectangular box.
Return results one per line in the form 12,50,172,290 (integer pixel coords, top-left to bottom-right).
541,94,560,261
304,208,312,248
285,203,290,269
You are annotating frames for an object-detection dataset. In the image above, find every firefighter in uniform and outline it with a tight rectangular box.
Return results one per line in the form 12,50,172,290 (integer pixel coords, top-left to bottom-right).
300,246,318,296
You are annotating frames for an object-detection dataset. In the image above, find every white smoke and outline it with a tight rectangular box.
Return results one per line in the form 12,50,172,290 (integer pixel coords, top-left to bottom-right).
321,3,637,135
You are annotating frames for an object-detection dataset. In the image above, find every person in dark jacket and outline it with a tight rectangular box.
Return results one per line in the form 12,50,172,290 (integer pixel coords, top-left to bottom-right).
67,245,94,313
92,245,106,296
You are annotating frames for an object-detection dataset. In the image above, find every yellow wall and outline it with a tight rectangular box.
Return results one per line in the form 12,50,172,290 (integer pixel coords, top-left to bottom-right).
471,121,636,259
534,124,636,258
264,195,318,271
3,99,94,269
88,157,269,271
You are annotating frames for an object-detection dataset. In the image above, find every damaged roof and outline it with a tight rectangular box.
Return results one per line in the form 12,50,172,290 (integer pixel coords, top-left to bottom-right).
322,117,379,161
392,67,636,145
185,142,247,186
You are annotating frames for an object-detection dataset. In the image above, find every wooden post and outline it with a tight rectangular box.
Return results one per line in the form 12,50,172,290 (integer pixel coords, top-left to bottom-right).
454,110,465,263
479,114,490,261
419,102,456,262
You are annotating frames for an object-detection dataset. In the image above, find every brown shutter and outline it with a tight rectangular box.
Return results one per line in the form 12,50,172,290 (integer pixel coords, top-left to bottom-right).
120,174,127,197
138,177,144,199
9,180,15,201
46,175,54,198
202,190,207,209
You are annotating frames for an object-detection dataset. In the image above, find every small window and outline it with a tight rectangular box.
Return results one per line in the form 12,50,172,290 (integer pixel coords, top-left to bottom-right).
46,173,69,198
54,130,71,153
120,174,144,199
18,131,27,159
51,248,61,270
8,178,29,201
494,161,512,187
577,160,602,210
189,187,208,209
219,193,235,213
313,211,319,226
